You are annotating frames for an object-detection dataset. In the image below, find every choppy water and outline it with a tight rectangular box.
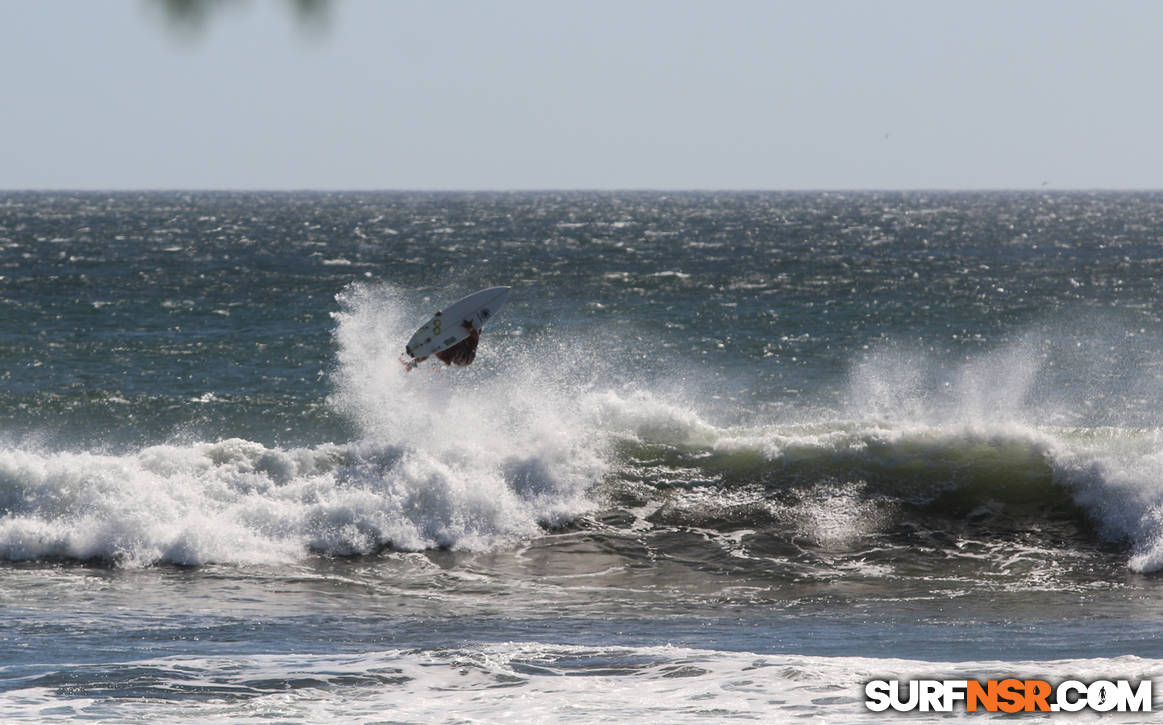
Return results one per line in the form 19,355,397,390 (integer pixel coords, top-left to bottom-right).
3,191,1163,721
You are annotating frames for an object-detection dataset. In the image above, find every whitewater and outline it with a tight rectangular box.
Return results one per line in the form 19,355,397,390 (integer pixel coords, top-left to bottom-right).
5,283,1163,574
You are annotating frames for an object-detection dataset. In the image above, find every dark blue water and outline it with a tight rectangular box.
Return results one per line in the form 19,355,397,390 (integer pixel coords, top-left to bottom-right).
3,191,1163,720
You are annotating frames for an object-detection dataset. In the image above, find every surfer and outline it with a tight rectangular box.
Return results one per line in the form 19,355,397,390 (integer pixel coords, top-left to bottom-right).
402,287,509,372
404,319,479,371
434,320,480,366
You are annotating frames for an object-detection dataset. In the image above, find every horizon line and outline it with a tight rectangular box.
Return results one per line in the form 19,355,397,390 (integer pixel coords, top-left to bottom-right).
4,187,1163,194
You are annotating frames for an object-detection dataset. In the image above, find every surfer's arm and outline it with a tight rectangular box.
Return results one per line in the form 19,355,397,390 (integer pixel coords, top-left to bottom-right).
401,355,427,372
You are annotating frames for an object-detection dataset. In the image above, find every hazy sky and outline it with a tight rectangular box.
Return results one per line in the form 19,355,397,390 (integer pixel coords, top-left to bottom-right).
2,0,1161,190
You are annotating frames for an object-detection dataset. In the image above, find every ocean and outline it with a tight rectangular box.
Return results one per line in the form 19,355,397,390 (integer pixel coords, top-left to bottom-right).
2,190,1163,721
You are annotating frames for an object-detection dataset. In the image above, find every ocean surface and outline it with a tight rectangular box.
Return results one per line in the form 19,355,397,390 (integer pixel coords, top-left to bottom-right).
3,190,1163,721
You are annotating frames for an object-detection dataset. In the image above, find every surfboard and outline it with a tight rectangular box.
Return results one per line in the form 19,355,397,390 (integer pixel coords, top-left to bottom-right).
404,286,510,360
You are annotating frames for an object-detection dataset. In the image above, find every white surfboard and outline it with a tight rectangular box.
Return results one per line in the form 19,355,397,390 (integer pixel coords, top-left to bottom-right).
404,286,510,360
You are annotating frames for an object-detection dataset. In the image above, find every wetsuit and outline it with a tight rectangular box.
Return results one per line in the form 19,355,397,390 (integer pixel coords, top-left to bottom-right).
434,323,480,366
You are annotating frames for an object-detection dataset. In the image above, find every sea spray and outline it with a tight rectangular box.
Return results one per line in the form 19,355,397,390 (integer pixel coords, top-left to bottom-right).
329,282,609,529
837,338,1163,572
0,284,604,566
587,331,1163,575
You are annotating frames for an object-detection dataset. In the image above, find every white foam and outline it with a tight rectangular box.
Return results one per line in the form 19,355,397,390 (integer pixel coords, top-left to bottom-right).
0,433,593,566
0,284,620,566
321,289,1163,577
6,286,1163,574
775,480,889,549
2,644,1159,723
836,338,1163,572
581,337,1163,574
1049,429,1163,573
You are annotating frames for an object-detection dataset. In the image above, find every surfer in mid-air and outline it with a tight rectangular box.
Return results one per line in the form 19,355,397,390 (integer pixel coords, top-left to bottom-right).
402,287,510,372
435,320,480,365
410,320,479,369
403,319,481,372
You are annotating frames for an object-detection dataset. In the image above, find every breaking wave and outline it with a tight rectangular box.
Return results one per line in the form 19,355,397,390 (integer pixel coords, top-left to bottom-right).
601,335,1163,574
0,283,613,566
1,284,1163,574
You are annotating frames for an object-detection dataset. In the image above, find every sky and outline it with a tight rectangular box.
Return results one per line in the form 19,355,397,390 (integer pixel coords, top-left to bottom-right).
1,0,1161,190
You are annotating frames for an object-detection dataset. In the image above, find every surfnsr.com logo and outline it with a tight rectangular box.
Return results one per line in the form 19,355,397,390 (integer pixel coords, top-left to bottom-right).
865,678,1153,713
